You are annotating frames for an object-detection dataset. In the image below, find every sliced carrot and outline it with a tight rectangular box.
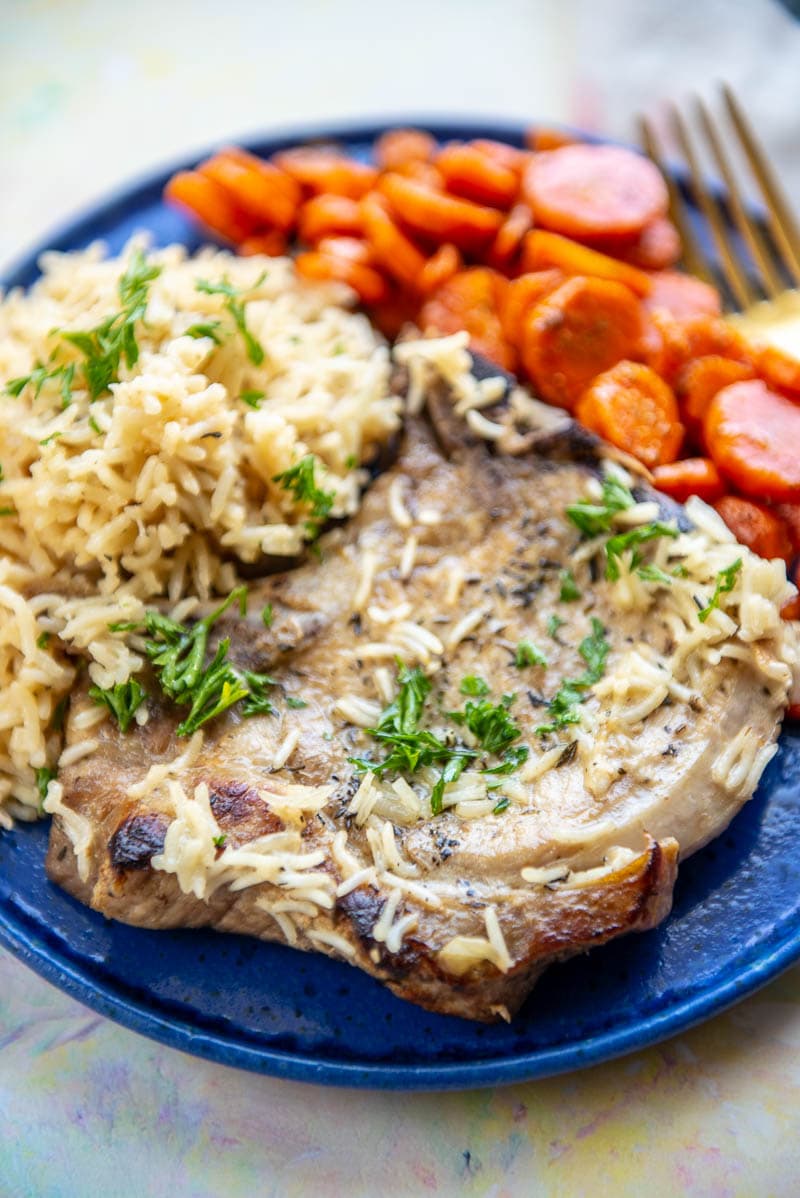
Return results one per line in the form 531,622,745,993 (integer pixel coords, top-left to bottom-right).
681,315,752,363
774,504,800,553
678,355,756,434
163,170,254,242
238,230,288,257
361,193,427,291
523,145,668,240
487,203,533,270
524,127,581,152
471,139,529,175
316,236,374,265
294,251,388,305
575,361,684,467
374,128,436,171
714,495,793,562
273,148,377,198
645,271,722,319
520,276,646,410
705,380,800,502
782,595,800,622
197,152,300,231
369,291,419,340
436,143,519,209
500,270,565,350
520,229,652,296
393,160,446,188
419,268,515,371
220,146,301,200
757,344,800,396
651,457,725,503
589,218,681,271
298,194,364,243
378,173,504,250
418,243,462,296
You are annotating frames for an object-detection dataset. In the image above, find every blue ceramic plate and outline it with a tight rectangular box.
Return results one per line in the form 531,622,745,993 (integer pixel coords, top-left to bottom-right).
1,119,799,1090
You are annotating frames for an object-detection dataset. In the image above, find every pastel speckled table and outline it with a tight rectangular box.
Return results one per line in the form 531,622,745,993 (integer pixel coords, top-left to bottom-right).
3,1,800,1194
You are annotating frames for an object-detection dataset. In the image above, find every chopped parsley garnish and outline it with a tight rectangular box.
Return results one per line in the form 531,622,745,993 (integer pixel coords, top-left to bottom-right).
285,695,308,709
35,766,57,802
604,522,678,581
514,640,548,669
273,455,335,539
88,416,102,435
50,696,68,733
460,675,490,696
36,631,50,649
185,320,224,344
558,568,581,602
89,679,147,733
565,475,634,536
261,603,274,628
38,431,61,447
212,834,227,849
536,618,610,736
62,249,162,400
240,389,265,409
698,558,742,623
482,744,529,775
5,361,74,406
0,507,16,517
450,693,522,756
636,563,673,586
344,453,358,469
492,795,510,815
196,275,265,365
546,614,565,638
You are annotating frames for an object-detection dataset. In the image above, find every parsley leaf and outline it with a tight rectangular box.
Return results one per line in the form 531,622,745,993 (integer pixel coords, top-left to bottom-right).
450,695,522,756
460,675,490,696
213,834,227,849
273,455,335,539
698,558,742,623
482,745,530,775
604,522,678,581
285,695,308,709
5,361,75,406
185,321,224,344
240,389,265,409
261,603,274,628
196,275,265,365
492,795,510,815
35,766,57,803
36,631,51,649
536,618,609,735
578,617,610,685
89,679,147,733
565,475,635,536
514,640,548,669
559,568,581,602
546,614,565,638
636,563,673,586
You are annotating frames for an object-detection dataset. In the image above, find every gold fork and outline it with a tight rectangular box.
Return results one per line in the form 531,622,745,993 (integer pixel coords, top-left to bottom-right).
638,84,800,313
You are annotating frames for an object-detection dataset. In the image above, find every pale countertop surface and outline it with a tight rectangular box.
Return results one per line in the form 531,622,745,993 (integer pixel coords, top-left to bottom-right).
3,1,800,1195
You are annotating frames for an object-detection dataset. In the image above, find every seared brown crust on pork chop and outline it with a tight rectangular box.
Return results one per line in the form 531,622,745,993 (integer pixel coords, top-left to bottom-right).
46,376,793,1022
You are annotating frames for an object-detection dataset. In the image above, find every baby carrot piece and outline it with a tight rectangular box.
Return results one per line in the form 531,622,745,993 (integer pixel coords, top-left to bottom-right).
273,148,378,198
715,495,793,562
361,193,427,291
164,170,254,242
610,218,681,271
757,344,800,395
520,229,653,296
198,153,300,231
294,252,388,305
487,203,533,270
500,270,565,350
238,230,288,257
678,355,755,434
298,195,364,243
436,143,519,209
375,128,436,171
520,276,645,410
775,504,800,553
651,457,726,503
575,360,684,467
523,145,668,240
379,173,504,250
418,244,462,296
705,380,800,502
420,267,515,371
471,139,529,175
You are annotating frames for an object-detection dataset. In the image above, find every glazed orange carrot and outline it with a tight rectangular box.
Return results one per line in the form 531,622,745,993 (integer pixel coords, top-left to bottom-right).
714,495,793,561
487,203,534,270
164,170,254,242
393,160,446,188
520,276,645,410
238,230,288,257
523,145,668,239
681,315,753,364
273,148,378,198
316,236,374,264
298,195,364,243
783,560,800,623
705,380,800,502
524,127,581,152
418,243,462,295
374,128,436,171
361,193,427,291
436,143,519,209
678,355,756,433
420,268,515,370
775,503,800,553
587,218,682,271
379,173,504,249
294,251,388,305
499,270,565,350
645,271,722,319
651,457,726,503
221,145,302,199
198,152,300,231
757,343,800,395
369,291,419,340
519,229,653,296
471,139,529,175
575,361,684,467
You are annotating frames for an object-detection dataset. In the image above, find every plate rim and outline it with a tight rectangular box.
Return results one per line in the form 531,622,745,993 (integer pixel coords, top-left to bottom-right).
1,115,797,1090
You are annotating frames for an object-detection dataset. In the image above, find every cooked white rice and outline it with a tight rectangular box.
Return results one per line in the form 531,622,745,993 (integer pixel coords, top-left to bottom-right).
0,239,399,822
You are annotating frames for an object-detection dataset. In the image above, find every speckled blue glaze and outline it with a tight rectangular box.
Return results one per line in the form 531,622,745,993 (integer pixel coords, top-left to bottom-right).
1,120,798,1090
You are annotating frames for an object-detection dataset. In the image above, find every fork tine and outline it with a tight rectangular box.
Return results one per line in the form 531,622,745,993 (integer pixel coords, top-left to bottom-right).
669,102,756,310
723,83,800,287
694,95,783,300
637,114,714,285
